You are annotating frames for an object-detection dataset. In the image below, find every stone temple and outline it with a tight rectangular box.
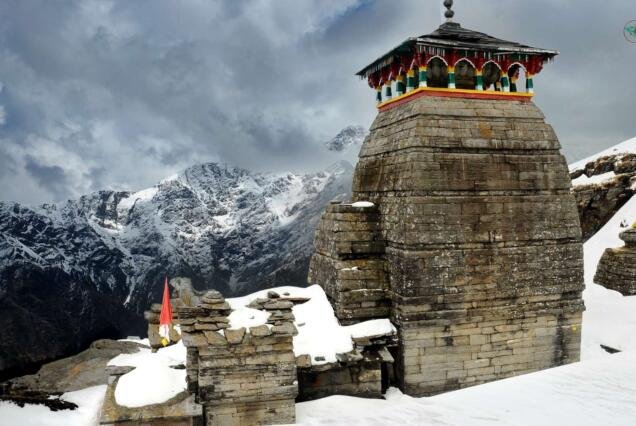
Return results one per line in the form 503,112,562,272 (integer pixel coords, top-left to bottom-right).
309,1,585,396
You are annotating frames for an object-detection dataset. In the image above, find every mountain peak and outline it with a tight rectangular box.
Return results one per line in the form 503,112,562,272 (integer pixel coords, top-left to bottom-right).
325,125,367,152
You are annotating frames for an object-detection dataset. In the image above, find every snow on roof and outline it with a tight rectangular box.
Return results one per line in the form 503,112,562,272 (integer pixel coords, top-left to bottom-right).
107,341,186,408
227,285,396,365
351,201,374,208
569,136,636,171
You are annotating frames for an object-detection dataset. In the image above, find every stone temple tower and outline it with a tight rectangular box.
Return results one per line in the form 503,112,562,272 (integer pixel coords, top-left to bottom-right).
309,1,585,397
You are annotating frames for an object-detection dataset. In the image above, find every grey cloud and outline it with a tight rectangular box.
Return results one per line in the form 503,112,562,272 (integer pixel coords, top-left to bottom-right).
0,0,635,204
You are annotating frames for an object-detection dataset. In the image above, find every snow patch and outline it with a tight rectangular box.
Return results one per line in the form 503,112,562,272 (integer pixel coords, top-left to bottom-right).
571,171,616,186
227,307,271,330
227,285,396,365
351,201,374,208
344,319,396,339
0,385,107,426
117,186,158,213
108,341,187,408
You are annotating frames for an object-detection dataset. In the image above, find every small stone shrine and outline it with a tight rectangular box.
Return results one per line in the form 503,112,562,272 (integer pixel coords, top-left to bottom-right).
309,0,585,396
177,290,298,426
594,226,636,295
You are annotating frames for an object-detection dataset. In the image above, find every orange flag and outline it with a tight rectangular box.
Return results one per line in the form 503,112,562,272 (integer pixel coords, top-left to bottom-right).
158,277,173,346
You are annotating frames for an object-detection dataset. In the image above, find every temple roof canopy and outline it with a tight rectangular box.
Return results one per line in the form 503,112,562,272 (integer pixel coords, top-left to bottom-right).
356,22,558,78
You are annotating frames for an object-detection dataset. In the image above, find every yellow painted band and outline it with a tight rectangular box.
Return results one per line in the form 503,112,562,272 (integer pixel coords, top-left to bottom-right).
377,86,533,109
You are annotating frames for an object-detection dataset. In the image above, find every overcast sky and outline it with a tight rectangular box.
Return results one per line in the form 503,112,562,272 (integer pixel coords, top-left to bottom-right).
0,0,635,204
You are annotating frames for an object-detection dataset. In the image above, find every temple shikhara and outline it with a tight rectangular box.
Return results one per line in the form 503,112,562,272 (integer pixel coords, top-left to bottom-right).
310,0,585,397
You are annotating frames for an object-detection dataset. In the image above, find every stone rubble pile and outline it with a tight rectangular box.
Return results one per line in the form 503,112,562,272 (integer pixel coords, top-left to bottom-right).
144,302,181,350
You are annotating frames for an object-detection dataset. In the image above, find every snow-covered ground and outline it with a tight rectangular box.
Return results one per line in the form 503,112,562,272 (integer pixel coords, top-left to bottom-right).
3,154,636,424
297,351,636,425
0,385,107,426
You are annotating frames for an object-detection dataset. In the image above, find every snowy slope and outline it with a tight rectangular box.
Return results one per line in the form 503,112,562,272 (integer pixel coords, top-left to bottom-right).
569,136,636,171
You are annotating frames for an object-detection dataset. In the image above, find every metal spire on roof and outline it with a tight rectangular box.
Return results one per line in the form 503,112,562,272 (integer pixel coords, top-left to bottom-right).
443,0,454,22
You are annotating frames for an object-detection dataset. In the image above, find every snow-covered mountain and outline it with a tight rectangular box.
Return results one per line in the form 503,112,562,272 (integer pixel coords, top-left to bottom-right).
324,125,367,152
0,161,353,379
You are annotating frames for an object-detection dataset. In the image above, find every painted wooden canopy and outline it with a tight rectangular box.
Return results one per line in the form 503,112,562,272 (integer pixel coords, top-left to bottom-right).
357,3,558,110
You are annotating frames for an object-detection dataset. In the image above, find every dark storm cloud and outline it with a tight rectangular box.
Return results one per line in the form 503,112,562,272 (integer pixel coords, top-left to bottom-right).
24,156,71,201
0,0,634,204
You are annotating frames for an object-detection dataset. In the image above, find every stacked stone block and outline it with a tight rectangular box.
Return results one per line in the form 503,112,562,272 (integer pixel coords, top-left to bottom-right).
595,227,636,295
178,291,298,426
308,201,390,324
310,95,585,397
144,302,181,350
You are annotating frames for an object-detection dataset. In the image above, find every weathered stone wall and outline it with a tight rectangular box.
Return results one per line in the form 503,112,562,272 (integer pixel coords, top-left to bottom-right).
178,291,298,426
308,202,390,324
595,228,636,295
353,96,585,396
297,359,382,401
311,95,585,397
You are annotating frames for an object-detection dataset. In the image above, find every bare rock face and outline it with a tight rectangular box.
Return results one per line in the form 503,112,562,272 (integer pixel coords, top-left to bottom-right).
570,154,636,241
0,339,147,402
594,228,636,295
310,96,585,396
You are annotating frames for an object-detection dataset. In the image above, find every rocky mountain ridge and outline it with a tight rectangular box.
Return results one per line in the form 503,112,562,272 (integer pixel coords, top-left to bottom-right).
0,161,353,379
324,125,367,152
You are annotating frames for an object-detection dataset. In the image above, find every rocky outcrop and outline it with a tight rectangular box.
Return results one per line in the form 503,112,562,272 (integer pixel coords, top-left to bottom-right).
594,227,636,295
310,96,585,397
570,154,636,241
0,339,147,409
